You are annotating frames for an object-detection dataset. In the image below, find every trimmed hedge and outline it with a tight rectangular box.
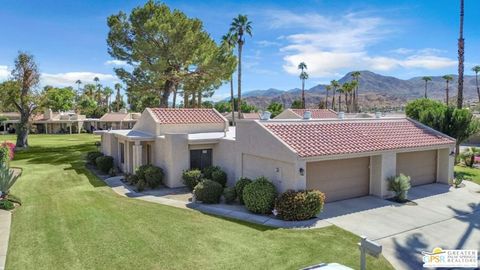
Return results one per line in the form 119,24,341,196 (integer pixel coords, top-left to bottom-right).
235,177,252,204
136,165,164,188
223,187,236,204
211,169,227,187
182,169,202,191
193,179,223,204
202,166,221,179
243,177,277,214
275,190,326,221
86,151,103,165
95,156,114,173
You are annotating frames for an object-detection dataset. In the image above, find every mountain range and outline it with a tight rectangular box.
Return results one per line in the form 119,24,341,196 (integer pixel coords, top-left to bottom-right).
240,71,480,110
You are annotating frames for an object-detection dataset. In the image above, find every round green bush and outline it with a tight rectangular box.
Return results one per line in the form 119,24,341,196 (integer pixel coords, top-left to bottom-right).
0,199,14,210
235,177,252,204
182,169,202,191
136,178,147,192
127,174,139,185
223,187,236,204
86,151,103,165
243,177,277,214
95,156,114,173
193,179,223,204
275,190,326,221
211,169,227,187
135,165,150,180
202,166,221,179
144,165,164,188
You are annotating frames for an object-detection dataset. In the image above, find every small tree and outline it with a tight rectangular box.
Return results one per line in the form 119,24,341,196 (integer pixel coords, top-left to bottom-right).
267,102,283,118
388,174,411,202
290,100,303,109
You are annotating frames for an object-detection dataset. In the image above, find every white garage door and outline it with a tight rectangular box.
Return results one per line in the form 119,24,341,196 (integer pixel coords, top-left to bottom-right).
397,150,437,186
306,157,370,202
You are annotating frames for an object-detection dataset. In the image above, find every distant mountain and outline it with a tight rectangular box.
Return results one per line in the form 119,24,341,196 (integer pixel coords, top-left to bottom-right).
241,71,479,110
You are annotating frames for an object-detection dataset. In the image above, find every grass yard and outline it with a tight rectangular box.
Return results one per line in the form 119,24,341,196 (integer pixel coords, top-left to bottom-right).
455,164,480,185
4,134,393,270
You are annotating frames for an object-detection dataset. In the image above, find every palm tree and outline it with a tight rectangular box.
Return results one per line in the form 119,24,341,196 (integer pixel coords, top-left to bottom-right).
337,85,346,112
114,83,122,112
330,80,340,111
75,80,82,92
472,65,480,103
349,81,358,112
103,87,114,112
230,14,252,119
351,71,361,112
325,85,332,108
457,0,465,109
442,75,454,105
93,77,102,104
422,76,432,98
222,32,237,125
298,62,308,109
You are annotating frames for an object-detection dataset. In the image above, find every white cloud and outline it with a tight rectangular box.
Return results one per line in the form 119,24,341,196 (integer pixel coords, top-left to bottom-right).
0,65,9,81
104,60,128,66
256,40,281,47
41,72,118,87
273,10,456,77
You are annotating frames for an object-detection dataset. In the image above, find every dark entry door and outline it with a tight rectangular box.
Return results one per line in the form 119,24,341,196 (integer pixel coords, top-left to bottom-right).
190,149,212,170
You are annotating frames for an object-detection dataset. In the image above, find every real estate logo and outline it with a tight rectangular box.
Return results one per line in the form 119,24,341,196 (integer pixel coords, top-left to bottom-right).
422,247,478,268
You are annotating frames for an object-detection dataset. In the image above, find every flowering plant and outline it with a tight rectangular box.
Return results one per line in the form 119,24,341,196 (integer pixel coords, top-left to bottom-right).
1,142,15,160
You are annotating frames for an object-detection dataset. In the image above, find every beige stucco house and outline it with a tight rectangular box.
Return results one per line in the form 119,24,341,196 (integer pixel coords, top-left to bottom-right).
98,108,455,202
275,108,338,119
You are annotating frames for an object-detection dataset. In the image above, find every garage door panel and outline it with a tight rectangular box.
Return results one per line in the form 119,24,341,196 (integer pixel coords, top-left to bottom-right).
397,150,436,186
306,157,370,202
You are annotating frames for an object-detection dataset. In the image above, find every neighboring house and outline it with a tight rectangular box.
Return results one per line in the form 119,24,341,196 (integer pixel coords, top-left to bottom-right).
222,112,260,126
1,109,87,134
87,109,141,132
98,108,455,202
275,109,338,119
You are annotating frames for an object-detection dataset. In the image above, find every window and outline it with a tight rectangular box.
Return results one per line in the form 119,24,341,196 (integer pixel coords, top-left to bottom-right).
190,149,212,170
120,143,125,163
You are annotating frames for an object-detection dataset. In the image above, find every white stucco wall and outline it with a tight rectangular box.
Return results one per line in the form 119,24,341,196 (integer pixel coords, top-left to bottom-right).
132,109,159,135
213,139,237,186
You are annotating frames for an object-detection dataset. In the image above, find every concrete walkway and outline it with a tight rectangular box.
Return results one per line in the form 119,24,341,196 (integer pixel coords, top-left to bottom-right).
0,210,11,270
104,176,332,229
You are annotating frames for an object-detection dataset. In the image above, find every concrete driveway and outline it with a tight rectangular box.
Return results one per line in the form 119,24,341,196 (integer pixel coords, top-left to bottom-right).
318,182,480,270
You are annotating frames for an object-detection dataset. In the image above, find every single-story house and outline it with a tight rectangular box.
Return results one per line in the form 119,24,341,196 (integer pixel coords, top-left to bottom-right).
97,108,455,202
87,109,141,132
275,108,338,119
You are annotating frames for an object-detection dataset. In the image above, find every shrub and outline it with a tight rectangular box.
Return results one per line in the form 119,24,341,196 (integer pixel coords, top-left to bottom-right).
243,177,277,214
182,169,202,191
127,174,139,185
223,187,236,204
388,174,411,202
0,165,19,197
193,179,223,204
211,169,227,187
95,156,114,173
0,142,15,163
453,177,464,188
235,177,252,204
275,190,326,221
202,166,221,179
143,165,164,188
0,199,14,210
0,147,9,167
86,151,103,165
136,178,147,192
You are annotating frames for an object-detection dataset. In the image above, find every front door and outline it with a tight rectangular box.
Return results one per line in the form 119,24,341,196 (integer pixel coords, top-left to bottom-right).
190,149,212,170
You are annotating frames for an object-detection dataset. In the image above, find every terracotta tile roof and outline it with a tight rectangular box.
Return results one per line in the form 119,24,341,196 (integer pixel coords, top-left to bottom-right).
263,119,455,157
100,113,129,122
150,108,225,124
290,109,338,119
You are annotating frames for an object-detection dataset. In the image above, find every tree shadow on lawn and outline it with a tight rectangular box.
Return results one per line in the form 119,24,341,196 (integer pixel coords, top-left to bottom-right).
13,144,106,188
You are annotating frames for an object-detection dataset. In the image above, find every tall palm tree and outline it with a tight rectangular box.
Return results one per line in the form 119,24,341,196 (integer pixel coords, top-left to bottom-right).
325,85,332,108
472,65,480,103
351,71,361,112
93,77,102,104
330,80,340,111
422,76,432,98
337,84,347,112
457,0,465,109
222,32,237,125
114,83,122,112
298,62,308,109
103,87,114,111
349,81,358,112
75,80,82,92
230,14,252,119
442,75,454,105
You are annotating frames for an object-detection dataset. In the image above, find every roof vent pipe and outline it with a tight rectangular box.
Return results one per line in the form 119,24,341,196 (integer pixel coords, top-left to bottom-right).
338,112,345,119
303,111,312,120
375,112,382,119
260,111,271,121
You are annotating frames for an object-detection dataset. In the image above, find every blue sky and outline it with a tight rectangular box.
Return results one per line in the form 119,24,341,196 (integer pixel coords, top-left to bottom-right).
1,0,479,101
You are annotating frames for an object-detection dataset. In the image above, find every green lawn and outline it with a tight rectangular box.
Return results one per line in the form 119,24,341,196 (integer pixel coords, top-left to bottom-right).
4,134,393,270
455,164,480,185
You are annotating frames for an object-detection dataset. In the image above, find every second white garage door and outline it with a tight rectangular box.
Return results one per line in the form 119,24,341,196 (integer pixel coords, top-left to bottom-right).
397,150,437,186
306,157,370,202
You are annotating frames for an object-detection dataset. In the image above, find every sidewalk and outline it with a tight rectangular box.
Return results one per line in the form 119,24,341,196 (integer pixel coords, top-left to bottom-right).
0,210,11,270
